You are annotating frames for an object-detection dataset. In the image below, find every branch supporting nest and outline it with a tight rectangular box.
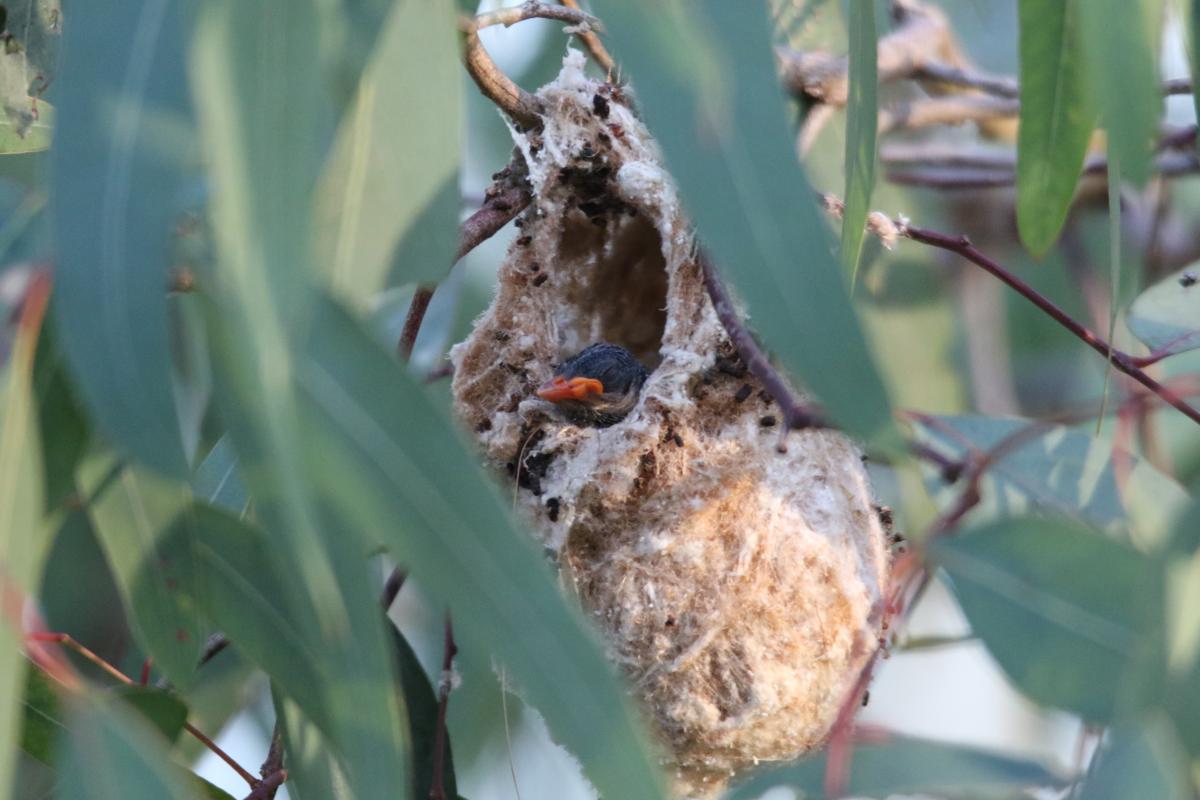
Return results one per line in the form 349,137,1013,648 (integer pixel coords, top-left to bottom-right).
460,1,607,130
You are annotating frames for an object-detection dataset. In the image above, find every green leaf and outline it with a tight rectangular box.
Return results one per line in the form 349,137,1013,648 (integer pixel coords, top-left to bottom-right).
59,692,201,800
291,295,665,800
112,686,188,744
20,664,62,765
390,626,458,800
1016,0,1094,255
272,690,350,800
841,0,877,285
191,436,248,516
0,275,50,800
911,414,1190,551
0,102,52,155
595,0,894,446
51,0,193,477
1080,718,1190,800
80,457,205,691
725,734,1064,799
314,0,461,302
32,316,91,511
1079,0,1162,187
1127,264,1200,360
932,516,1165,722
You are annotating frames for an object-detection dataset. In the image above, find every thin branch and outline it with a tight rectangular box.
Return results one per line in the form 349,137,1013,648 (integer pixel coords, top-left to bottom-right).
398,288,435,360
697,251,828,432
429,615,458,800
912,60,1018,98
560,0,615,74
461,1,602,130
244,723,287,800
899,225,1200,427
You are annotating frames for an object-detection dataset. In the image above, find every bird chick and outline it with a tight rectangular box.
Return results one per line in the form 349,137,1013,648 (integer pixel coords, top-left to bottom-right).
536,342,649,427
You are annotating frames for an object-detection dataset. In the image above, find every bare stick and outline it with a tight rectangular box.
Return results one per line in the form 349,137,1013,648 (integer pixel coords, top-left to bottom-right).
560,0,615,74
429,615,458,800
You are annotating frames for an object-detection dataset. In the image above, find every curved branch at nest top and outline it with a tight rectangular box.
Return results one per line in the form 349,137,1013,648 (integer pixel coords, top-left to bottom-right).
461,1,607,131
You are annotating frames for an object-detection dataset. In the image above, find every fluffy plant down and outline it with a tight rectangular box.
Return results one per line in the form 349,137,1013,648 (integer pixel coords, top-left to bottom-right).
450,50,891,797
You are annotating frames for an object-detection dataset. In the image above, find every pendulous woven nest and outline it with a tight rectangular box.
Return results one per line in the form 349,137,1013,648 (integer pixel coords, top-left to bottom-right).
450,51,890,798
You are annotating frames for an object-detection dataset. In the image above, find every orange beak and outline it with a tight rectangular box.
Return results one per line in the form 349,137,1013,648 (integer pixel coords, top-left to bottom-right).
537,375,605,403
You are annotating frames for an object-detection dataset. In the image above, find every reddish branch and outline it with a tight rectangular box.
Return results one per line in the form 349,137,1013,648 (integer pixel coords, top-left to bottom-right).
429,616,458,800
900,225,1200,427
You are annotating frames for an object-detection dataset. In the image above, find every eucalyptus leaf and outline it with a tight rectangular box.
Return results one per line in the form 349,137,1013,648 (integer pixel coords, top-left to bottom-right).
59,692,201,800
291,294,665,799
1078,0,1162,187
1016,0,1094,256
841,0,877,285
595,0,894,446
911,414,1190,551
81,457,205,691
1080,718,1190,800
113,686,188,745
390,626,458,800
315,0,460,302
19,664,61,765
932,516,1165,722
1127,264,1200,360
0,276,49,800
51,0,194,476
725,734,1064,799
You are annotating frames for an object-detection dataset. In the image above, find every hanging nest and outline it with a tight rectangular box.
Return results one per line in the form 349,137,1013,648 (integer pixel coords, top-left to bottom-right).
450,51,890,797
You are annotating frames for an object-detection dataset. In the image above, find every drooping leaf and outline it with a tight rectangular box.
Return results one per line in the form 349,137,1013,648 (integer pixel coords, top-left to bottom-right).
19,664,61,765
80,456,205,691
911,414,1191,551
0,101,52,155
841,0,877,285
272,690,351,800
1080,718,1190,800
932,517,1165,722
291,295,665,800
58,692,201,800
51,0,195,477
31,315,90,511
190,436,248,516
390,626,458,800
0,273,50,800
595,0,895,447
1078,0,1162,187
1016,0,1094,255
314,0,460,302
1127,264,1200,360
725,734,1065,799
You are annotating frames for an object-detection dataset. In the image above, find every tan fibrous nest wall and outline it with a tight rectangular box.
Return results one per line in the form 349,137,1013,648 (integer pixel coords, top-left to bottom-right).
450,51,890,797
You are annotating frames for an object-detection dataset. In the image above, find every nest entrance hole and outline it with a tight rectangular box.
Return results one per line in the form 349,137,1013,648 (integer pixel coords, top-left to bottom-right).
554,191,668,369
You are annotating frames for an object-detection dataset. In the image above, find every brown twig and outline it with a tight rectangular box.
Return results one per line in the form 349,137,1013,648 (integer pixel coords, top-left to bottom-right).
244,724,287,800
461,1,602,130
429,615,458,800
560,0,615,74
396,157,532,358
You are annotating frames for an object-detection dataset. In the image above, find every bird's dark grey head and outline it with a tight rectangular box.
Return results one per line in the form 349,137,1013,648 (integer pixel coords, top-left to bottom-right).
536,342,649,427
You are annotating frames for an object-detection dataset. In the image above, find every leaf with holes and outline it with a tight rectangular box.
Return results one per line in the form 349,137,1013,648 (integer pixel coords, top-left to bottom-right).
932,516,1165,722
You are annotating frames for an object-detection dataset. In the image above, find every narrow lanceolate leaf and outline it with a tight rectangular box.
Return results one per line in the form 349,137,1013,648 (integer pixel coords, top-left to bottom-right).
314,0,460,302
1079,0,1162,187
292,296,665,800
59,693,201,800
0,274,50,800
1016,0,1094,256
726,734,1065,799
51,0,193,476
595,0,895,447
910,414,1191,552
1080,719,1190,800
80,456,206,691
842,0,878,285
933,517,1165,723
1127,263,1200,360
